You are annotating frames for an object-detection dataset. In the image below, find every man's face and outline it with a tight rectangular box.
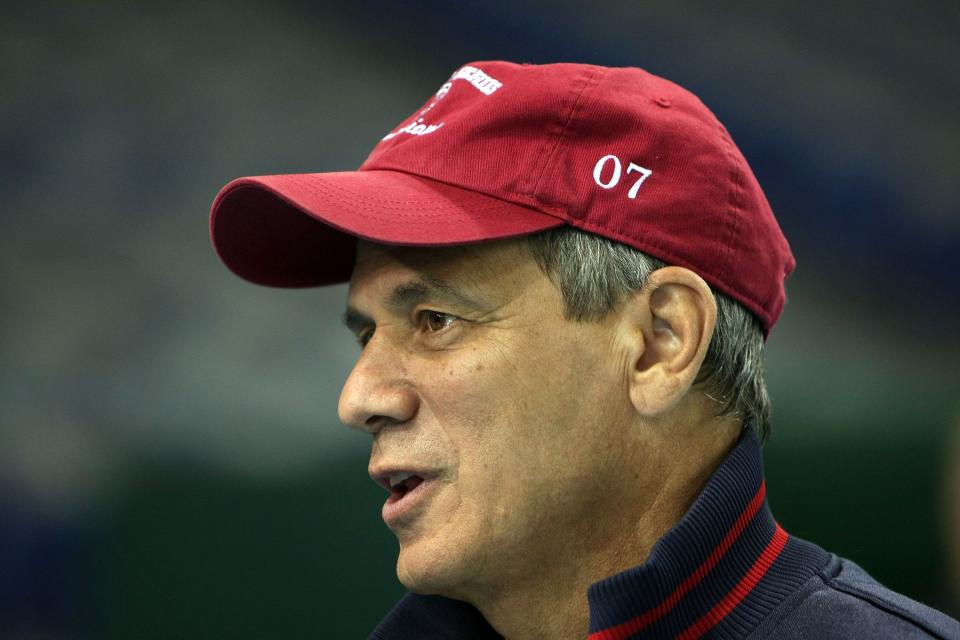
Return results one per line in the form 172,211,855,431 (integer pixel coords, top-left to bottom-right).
339,239,644,600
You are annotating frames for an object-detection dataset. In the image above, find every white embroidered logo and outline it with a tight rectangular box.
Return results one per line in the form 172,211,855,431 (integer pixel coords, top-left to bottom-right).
448,65,503,96
381,65,503,142
381,118,444,141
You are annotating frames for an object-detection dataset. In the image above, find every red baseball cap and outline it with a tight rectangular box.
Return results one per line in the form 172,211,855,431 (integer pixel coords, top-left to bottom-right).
210,61,795,334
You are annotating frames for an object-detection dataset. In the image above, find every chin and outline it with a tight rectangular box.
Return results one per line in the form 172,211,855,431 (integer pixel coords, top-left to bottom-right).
395,534,474,598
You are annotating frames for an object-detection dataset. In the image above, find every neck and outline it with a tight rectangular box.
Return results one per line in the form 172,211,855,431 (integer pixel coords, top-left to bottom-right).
473,417,741,640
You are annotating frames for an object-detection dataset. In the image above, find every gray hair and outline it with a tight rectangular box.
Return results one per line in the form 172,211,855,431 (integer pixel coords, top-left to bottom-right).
523,227,771,440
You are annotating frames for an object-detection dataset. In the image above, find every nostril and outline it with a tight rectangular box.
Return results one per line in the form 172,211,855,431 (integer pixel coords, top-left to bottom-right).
365,414,394,432
339,376,419,433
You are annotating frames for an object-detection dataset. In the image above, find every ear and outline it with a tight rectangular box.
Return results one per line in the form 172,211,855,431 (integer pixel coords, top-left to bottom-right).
619,267,717,418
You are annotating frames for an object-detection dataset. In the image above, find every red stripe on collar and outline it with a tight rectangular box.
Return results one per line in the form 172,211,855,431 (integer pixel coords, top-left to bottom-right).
587,481,773,640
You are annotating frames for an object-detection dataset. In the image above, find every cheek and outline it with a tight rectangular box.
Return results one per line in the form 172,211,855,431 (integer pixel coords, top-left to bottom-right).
428,356,523,471
419,331,623,517
459,354,569,467
421,351,536,504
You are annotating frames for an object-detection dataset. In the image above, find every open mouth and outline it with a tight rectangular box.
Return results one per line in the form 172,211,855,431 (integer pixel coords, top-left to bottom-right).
387,472,425,503
374,470,436,526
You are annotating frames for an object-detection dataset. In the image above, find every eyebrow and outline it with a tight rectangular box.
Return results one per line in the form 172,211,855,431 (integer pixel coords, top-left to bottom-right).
341,275,486,335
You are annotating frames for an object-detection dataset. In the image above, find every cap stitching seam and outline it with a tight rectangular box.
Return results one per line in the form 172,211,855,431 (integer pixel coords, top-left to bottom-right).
718,125,743,280
528,67,603,202
717,126,766,328
287,178,515,214
271,179,553,228
289,172,564,222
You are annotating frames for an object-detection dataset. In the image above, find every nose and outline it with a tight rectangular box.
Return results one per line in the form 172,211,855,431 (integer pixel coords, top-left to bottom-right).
338,339,419,434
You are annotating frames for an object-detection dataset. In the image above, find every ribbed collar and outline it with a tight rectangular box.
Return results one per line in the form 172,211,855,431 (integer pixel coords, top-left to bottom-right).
584,429,829,639
371,429,830,640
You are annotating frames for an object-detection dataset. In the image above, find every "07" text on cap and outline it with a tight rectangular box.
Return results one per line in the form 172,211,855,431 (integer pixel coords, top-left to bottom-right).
592,155,653,199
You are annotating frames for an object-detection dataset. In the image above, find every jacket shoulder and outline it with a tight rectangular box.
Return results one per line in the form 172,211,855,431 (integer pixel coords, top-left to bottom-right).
755,551,960,639
825,557,958,638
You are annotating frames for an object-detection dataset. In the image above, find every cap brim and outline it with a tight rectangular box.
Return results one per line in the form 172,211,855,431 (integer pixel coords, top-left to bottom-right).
209,170,565,287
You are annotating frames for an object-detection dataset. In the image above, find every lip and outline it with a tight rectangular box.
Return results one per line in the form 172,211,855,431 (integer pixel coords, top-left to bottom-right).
381,477,437,526
369,466,439,527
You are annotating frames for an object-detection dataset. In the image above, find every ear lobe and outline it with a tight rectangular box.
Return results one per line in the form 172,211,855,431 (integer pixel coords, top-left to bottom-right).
624,268,717,418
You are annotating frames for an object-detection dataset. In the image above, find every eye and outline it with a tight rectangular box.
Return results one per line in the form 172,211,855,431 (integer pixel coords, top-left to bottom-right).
357,326,374,348
418,310,457,334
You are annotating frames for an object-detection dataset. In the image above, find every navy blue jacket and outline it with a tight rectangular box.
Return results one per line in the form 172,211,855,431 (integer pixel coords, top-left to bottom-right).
370,430,960,639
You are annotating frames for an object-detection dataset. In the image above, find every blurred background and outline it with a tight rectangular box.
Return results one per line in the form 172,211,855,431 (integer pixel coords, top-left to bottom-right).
2,1,959,637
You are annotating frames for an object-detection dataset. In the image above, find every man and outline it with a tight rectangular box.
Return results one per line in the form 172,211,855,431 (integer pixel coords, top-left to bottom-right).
209,61,959,639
